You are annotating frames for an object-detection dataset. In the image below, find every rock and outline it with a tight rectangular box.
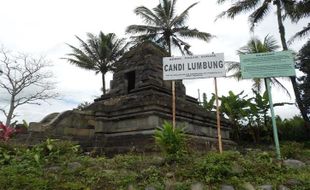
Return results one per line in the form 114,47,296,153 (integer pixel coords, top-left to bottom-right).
152,156,165,166
257,185,273,190
283,159,306,169
231,162,243,174
165,182,175,190
102,169,116,175
164,172,176,190
278,185,290,190
45,166,61,173
145,187,156,190
165,172,175,179
67,162,82,171
242,182,255,190
285,178,302,187
191,182,204,190
128,184,135,190
220,185,235,190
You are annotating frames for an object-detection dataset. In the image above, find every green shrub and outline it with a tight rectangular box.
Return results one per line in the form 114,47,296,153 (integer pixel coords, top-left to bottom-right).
139,166,163,185
59,182,88,190
195,151,239,184
240,151,286,186
278,116,309,141
281,141,304,159
0,164,47,190
32,139,80,164
0,147,13,165
112,154,143,170
154,121,186,161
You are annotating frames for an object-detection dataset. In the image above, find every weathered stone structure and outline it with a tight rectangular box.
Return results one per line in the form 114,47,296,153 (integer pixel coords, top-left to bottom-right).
21,42,233,154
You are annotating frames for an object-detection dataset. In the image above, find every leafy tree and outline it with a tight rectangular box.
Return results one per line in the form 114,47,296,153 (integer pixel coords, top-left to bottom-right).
65,32,128,94
0,48,58,126
297,40,310,124
216,0,309,124
277,116,309,141
246,89,294,143
219,91,250,142
202,93,216,112
126,0,213,55
76,101,91,111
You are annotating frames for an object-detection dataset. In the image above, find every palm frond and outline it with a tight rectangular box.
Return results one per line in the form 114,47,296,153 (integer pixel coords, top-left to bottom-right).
170,0,177,20
75,35,98,62
216,0,259,19
217,0,230,4
126,25,162,34
64,48,95,70
154,1,170,27
263,35,280,51
171,2,198,27
238,35,279,54
226,61,242,80
177,27,213,42
237,38,260,54
270,77,292,98
252,78,263,92
227,61,240,72
172,36,193,55
130,33,163,47
249,1,271,31
287,0,310,21
172,37,186,55
288,23,310,44
135,6,161,26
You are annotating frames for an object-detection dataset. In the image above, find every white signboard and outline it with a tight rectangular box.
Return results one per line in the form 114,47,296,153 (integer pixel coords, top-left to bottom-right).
163,53,225,80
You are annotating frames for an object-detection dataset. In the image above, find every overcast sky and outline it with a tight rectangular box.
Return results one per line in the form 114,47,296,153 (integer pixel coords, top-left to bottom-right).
0,0,308,123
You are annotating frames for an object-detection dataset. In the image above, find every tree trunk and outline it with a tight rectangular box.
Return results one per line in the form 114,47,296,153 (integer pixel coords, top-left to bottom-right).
5,95,15,126
275,0,310,123
275,0,288,51
290,76,310,123
168,36,172,56
102,73,106,95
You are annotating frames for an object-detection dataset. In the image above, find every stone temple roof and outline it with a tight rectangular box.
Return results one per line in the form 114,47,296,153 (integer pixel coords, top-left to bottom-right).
97,41,186,101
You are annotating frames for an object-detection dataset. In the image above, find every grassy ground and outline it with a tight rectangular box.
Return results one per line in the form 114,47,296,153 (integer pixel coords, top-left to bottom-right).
0,140,309,190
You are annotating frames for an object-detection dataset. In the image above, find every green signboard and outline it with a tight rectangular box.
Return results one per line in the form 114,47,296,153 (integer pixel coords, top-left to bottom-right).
240,51,296,79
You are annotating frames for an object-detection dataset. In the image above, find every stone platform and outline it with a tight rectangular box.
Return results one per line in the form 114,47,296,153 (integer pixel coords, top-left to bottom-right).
17,42,234,154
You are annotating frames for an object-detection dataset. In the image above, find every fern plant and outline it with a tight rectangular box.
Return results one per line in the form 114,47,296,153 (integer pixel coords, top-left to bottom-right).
154,121,186,161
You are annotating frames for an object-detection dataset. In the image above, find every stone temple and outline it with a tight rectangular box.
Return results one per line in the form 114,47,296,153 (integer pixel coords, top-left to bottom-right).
21,42,233,154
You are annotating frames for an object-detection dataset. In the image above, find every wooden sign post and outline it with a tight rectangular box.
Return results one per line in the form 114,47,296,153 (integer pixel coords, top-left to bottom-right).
214,77,223,153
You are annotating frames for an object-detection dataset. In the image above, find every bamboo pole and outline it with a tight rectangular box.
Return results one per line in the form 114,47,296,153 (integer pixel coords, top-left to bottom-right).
172,80,176,130
214,77,223,153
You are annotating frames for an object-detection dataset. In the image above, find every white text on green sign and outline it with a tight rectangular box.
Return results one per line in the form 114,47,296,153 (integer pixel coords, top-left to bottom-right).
163,53,225,80
240,51,296,79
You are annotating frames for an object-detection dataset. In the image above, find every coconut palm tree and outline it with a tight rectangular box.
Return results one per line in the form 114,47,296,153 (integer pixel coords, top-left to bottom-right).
126,0,213,55
217,0,309,123
64,32,128,94
228,35,290,95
